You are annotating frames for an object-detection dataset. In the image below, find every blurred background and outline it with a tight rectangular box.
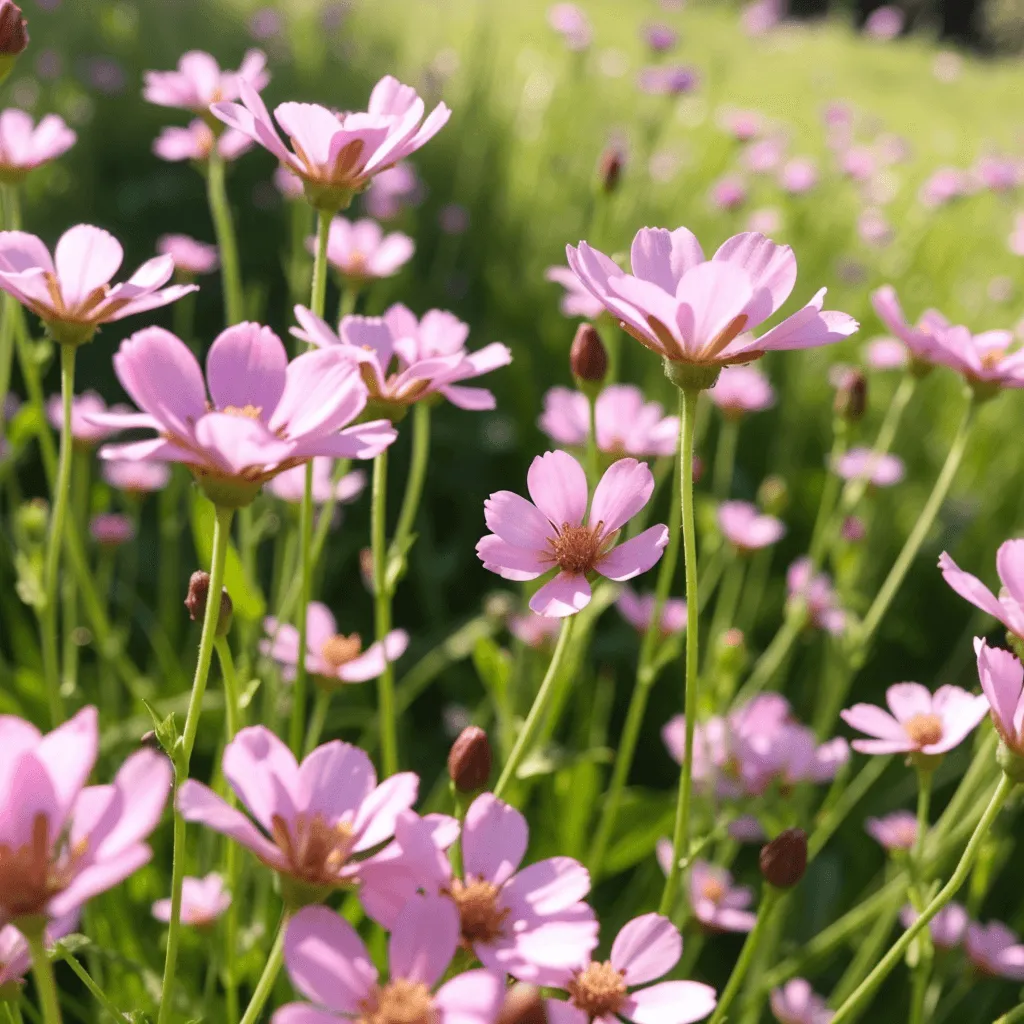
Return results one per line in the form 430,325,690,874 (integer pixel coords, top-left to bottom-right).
4,0,1024,1017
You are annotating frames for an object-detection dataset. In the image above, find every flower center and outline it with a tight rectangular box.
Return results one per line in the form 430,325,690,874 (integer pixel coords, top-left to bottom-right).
549,522,604,575
701,877,727,904
567,961,628,1018
904,713,943,748
894,822,917,847
359,980,436,1024
269,813,356,884
346,250,369,277
320,633,362,668
0,813,84,920
221,404,263,420
445,878,510,945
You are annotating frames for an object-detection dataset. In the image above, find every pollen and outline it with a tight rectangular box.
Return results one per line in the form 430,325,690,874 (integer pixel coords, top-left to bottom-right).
904,713,943,748
358,980,436,1024
321,633,362,669
445,878,510,945
549,523,604,575
270,813,356,883
222,404,263,420
567,961,628,1018
701,876,727,903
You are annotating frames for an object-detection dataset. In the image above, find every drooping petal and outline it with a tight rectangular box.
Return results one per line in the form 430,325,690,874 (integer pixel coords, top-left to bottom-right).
938,551,1008,624
48,845,152,919
176,781,285,867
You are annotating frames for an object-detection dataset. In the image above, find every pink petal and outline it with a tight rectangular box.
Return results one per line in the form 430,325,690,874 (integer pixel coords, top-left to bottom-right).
192,413,293,475
303,420,397,461
283,906,376,1012
674,261,754,353
996,540,1024,605
484,491,557,549
590,459,655,535
621,981,717,1024
86,750,171,858
273,1005,344,1024
885,682,933,723
176,780,284,867
529,573,591,617
304,602,338,652
975,638,1024,743
746,288,858,352
839,704,905,740
462,794,528,886
297,741,375,822
222,726,300,833
206,323,287,419
630,227,705,293
476,535,548,582
35,707,98,826
274,102,343,171
389,894,459,986
527,450,589,528
270,349,367,439
339,631,409,683
434,969,505,1024
851,738,915,755
610,914,681,985
929,689,989,754
439,384,496,411
597,526,670,582
501,857,591,915
0,754,59,848
0,230,53,274
939,551,1007,623
484,913,598,984
545,1002,589,1024
352,773,418,852
392,810,453,890
54,225,123,308
48,844,152,919
712,232,796,325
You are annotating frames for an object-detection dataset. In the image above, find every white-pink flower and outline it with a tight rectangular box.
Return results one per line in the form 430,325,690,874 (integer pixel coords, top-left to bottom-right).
684,859,756,933
899,902,967,950
314,217,414,282
718,500,785,552
787,558,846,634
546,266,605,320
864,811,917,851
0,914,78,989
152,873,230,927
833,447,905,488
0,109,75,180
509,613,563,649
864,337,908,371
869,286,947,368
770,979,833,1024
102,459,171,495
974,638,1024,754
477,452,669,617
143,50,270,114
46,390,132,445
967,921,1024,979
840,682,988,756
153,120,253,163
617,586,686,635
941,541,1024,640
268,458,366,507
157,234,219,276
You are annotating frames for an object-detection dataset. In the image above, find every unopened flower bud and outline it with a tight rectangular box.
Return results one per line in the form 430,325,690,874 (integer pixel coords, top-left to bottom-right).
184,570,233,637
570,323,608,385
598,145,625,194
16,498,49,543
834,369,867,422
496,985,547,1024
484,592,516,622
757,475,789,516
359,547,375,591
448,726,492,793
841,515,866,542
715,627,749,677
759,828,808,889
0,1,27,57
140,730,160,750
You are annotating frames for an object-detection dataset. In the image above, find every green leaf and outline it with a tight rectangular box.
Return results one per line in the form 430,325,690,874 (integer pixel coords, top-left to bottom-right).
189,491,265,621
141,699,178,756
603,788,676,876
14,551,44,609
54,934,94,957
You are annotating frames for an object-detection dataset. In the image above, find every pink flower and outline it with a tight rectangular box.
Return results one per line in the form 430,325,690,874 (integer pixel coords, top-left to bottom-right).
840,682,988,756
212,75,451,210
864,5,903,39
926,322,1024,391
747,208,783,235
274,897,504,1024
787,558,846,634
858,208,892,249
840,147,875,182
293,305,511,413
364,162,422,220
262,601,408,686
477,452,669,617
0,914,78,988
0,109,75,179
509,613,563,649
268,458,366,506
710,175,748,210
46,390,132,445
919,168,972,208
545,266,605,320
770,979,833,1024
833,447,905,487
143,50,270,114
743,138,786,175
974,639,1024,753
864,337,908,370
864,811,917,851
841,516,865,543
274,167,305,200
153,120,253,163
94,323,395,506
941,541,1024,640
975,155,1019,193
539,385,678,458
869,286,948,368
157,234,219,276
899,902,967,950
89,512,134,547
548,4,593,51
780,158,818,195
101,459,171,494
718,500,785,552
709,364,775,417
967,921,1024,979
177,727,418,897
566,229,857,368
718,108,763,142
314,217,414,283
152,873,230,927
0,707,171,926
0,225,197,346
637,65,699,97
542,913,716,1024
617,586,686,635
684,859,756,933
362,795,598,983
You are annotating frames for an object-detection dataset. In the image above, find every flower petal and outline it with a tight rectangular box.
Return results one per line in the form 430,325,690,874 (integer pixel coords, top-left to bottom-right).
630,227,705,293
527,451,589,528
206,323,288,420
54,225,123,309
597,526,669,582
462,793,528,886
610,913,681,985
388,894,459,986
590,459,655,535
938,551,1007,624
620,981,718,1024
529,573,591,617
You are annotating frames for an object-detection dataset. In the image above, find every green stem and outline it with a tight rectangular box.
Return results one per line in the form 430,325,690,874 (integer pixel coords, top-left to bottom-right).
25,928,61,1024
304,688,331,756
493,618,575,799
588,452,682,878
703,554,745,690
337,282,360,322
830,773,1015,1023
290,210,332,757
734,609,804,705
388,402,431,580
913,768,933,882
660,387,701,916
237,915,288,1024
996,1005,1024,1024
855,398,975,654
585,390,600,486
712,417,739,501
156,505,235,1024
206,149,244,325
707,888,782,1024
908,768,935,1024
371,449,399,775
59,953,129,1024
809,755,892,860
40,344,75,725
808,419,848,568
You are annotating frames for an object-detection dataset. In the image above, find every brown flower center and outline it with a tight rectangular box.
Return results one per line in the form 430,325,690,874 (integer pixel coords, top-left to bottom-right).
345,250,370,278
549,523,604,575
359,980,437,1024
701,877,727,904
980,348,1007,370
221,404,263,420
904,713,943,748
321,633,362,668
269,813,356,884
445,878,510,945
567,961,628,1018
0,813,83,919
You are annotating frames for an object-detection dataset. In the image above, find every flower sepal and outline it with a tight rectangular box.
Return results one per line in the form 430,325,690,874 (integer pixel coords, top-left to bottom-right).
996,740,1024,785
44,320,97,348
663,358,722,393
303,180,355,215
279,875,335,913
194,472,263,509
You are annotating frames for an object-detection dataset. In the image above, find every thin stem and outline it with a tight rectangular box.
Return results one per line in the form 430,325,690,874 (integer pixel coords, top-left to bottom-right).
712,417,739,500
831,773,1015,1023
59,954,129,1024
290,210,332,757
660,387,701,916
40,343,76,725
908,768,935,1024
913,769,933,883
707,888,781,1024
493,618,575,799
372,449,399,775
809,755,892,860
25,928,61,1024
156,505,235,1024
734,610,803,705
238,915,288,1024
206,149,244,325
855,398,975,653
808,419,848,568
996,1005,1024,1024
585,390,600,486
304,689,331,756
588,451,682,877
389,402,431,574
703,554,745,690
